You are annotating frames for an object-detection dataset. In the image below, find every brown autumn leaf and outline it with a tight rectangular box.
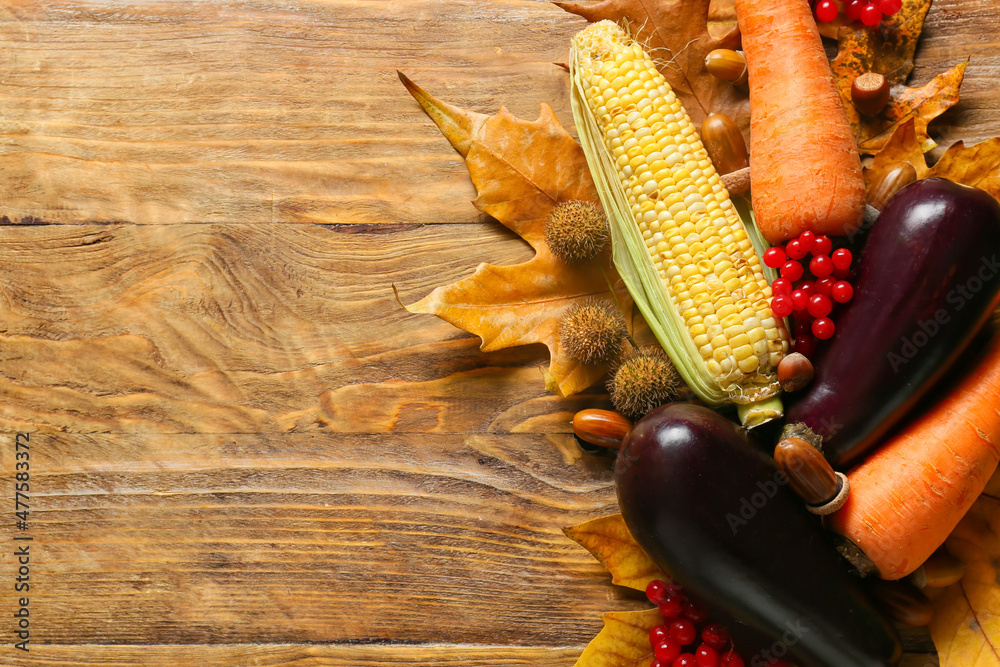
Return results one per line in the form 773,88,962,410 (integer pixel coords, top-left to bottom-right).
863,117,930,190
574,608,662,667
926,136,1000,201
830,0,932,88
929,494,1000,666
398,73,631,397
860,61,967,154
564,513,668,591
555,0,749,135
816,1,861,39
829,0,966,154
865,117,1000,201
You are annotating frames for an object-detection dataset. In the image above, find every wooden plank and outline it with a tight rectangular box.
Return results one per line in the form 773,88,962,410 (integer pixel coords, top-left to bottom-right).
2,0,999,226
911,0,1000,151
0,222,612,434
0,645,945,667
0,429,936,664
1,644,587,666
0,0,585,225
0,432,621,647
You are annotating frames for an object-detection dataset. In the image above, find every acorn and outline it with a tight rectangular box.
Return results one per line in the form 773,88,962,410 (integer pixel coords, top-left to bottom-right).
868,580,934,627
607,346,682,420
701,113,749,176
560,298,626,365
910,552,965,589
867,162,918,212
773,436,849,515
573,409,632,449
544,200,610,262
704,48,748,86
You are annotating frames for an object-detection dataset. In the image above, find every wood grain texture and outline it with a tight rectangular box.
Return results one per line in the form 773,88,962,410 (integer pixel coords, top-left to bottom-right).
0,0,992,663
0,0,584,225
0,222,584,434
0,644,587,666
0,432,623,647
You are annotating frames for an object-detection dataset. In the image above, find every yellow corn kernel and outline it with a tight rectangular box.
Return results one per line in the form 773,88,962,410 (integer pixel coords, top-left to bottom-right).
571,20,792,424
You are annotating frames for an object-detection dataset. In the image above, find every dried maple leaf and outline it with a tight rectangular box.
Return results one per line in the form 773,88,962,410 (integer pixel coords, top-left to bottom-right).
564,513,667,590
398,73,629,397
829,0,966,154
929,495,1000,666
566,514,667,667
555,0,749,135
574,608,662,667
865,118,1000,201
816,1,861,40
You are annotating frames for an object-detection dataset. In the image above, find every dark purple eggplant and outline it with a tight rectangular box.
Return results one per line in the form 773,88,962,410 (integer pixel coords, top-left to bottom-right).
616,403,901,667
786,178,1000,467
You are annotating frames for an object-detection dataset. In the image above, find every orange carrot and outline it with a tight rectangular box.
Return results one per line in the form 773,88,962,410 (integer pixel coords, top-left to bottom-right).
827,329,1000,580
734,0,865,244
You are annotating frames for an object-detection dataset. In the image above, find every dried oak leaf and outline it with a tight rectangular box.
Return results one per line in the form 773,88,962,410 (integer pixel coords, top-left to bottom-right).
830,0,931,86
865,117,1000,201
398,72,629,397
555,0,749,135
864,61,967,154
574,608,663,667
864,117,930,189
929,495,1000,666
816,1,863,40
829,0,966,154
564,513,667,590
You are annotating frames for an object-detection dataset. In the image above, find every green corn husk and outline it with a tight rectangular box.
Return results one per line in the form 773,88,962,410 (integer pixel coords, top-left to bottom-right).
569,22,788,428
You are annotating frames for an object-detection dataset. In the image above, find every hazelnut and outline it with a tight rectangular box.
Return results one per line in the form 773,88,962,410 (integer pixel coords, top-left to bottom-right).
851,72,891,117
777,352,814,392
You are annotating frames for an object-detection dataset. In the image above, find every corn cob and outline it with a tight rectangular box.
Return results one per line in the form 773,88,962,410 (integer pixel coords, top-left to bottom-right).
569,20,791,427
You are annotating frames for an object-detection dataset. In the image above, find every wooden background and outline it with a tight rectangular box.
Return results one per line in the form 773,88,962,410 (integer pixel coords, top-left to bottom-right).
0,0,996,664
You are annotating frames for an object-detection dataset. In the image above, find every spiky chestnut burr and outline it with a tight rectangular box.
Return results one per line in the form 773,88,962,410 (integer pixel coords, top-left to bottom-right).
607,346,681,420
559,298,626,365
544,200,609,262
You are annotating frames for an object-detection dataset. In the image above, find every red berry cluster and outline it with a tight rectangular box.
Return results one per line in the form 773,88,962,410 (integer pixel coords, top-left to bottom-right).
645,579,765,667
762,231,854,358
813,0,902,26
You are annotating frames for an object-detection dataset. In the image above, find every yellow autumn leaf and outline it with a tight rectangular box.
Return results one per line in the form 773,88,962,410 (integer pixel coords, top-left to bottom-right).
564,513,667,591
398,73,630,397
866,118,1000,202
860,61,968,153
828,0,965,154
930,495,1000,666
863,118,930,191
574,608,662,667
927,137,1000,202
